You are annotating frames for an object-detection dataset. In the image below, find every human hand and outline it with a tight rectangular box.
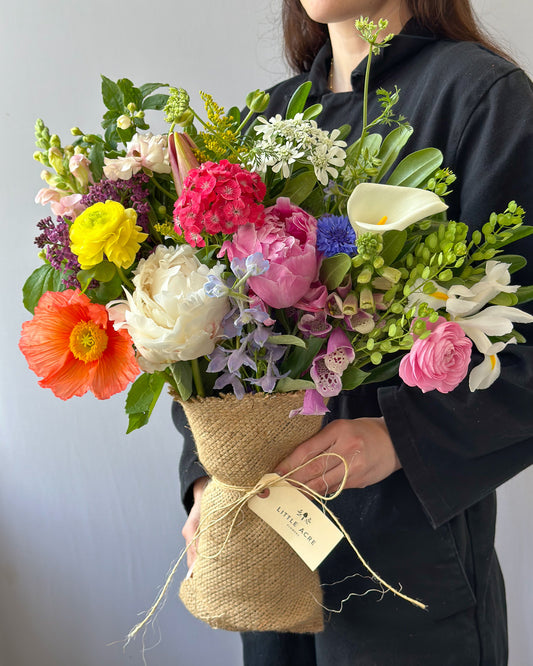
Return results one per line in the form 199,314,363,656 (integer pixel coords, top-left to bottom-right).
181,476,208,570
275,417,401,495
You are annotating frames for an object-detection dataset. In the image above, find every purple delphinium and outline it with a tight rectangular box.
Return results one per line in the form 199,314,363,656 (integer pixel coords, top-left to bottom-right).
81,172,151,233
35,216,81,288
317,215,356,257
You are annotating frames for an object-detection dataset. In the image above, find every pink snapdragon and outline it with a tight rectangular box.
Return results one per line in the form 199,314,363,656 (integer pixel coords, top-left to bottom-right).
35,188,85,219
219,197,320,309
399,317,472,393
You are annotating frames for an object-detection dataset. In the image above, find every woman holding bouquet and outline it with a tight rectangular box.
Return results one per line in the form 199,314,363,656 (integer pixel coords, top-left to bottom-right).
177,0,533,663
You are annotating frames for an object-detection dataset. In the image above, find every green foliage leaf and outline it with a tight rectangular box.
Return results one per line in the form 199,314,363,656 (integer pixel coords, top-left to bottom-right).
125,372,166,433
275,378,316,392
341,364,370,390
381,229,407,265
387,148,443,188
23,264,67,313
88,142,105,180
281,335,324,378
101,75,123,112
373,125,413,182
302,103,322,120
319,253,352,290
118,78,142,109
286,81,312,119
227,106,241,126
139,82,168,98
515,285,533,305
267,335,306,348
362,355,402,384
492,225,533,249
491,254,527,274
143,93,170,110
88,272,124,304
279,171,316,206
170,362,193,401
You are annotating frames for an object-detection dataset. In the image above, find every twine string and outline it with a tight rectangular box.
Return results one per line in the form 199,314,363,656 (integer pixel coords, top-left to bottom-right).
126,452,426,645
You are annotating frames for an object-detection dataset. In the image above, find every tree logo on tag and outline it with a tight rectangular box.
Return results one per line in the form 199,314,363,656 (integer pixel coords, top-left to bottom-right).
297,509,312,525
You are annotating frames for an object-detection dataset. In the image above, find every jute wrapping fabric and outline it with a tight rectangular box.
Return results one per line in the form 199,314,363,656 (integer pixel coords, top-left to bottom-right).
178,391,325,633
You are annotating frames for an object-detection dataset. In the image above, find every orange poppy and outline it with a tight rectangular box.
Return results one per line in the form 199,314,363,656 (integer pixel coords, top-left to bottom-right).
19,289,140,400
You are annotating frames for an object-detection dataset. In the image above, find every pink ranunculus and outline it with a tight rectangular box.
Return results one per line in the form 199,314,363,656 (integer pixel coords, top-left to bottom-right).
220,197,319,309
399,318,472,393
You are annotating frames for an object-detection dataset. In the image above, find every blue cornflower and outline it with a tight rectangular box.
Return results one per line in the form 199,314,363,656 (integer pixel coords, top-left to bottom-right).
316,215,357,257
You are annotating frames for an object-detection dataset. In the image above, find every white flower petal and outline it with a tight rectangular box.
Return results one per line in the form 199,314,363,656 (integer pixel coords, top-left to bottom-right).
347,182,448,236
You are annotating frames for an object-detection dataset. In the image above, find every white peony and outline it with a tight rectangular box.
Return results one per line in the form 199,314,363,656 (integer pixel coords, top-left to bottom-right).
108,245,230,371
103,132,171,180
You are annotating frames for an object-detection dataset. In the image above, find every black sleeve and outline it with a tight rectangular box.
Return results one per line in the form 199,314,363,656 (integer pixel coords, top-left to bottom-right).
172,400,207,513
379,68,533,528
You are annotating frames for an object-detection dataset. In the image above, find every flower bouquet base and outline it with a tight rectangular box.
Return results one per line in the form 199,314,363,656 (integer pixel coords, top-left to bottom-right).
178,391,325,633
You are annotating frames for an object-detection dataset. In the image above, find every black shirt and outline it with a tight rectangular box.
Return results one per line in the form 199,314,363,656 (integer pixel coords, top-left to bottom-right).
176,21,533,664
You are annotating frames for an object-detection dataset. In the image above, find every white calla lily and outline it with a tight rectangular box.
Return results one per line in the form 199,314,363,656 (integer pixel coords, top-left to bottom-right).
468,339,516,391
347,182,448,236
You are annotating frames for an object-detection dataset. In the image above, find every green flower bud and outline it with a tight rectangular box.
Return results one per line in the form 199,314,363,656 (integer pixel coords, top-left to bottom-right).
165,87,191,124
390,302,404,315
370,351,383,365
359,287,374,310
379,266,402,283
366,338,375,350
439,269,453,282
71,127,83,136
246,89,270,113
388,324,397,338
48,146,65,175
413,319,427,337
174,108,195,127
33,151,46,164
127,102,137,112
357,267,373,284
372,256,384,269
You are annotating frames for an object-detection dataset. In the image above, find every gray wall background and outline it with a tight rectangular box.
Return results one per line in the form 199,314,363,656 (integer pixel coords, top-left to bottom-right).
2,1,532,664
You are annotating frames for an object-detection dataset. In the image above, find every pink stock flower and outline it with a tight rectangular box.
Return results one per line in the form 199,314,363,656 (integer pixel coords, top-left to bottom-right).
173,160,266,246
310,328,355,397
399,317,472,393
219,197,320,309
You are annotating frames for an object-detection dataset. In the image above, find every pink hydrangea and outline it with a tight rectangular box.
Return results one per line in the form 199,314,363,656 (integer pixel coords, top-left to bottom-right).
219,197,320,309
173,160,266,247
399,318,472,393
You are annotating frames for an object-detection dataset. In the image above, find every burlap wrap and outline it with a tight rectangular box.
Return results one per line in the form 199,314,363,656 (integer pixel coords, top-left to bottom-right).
178,391,325,633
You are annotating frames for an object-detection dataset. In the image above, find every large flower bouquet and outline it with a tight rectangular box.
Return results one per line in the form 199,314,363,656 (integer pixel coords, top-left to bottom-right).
20,19,533,634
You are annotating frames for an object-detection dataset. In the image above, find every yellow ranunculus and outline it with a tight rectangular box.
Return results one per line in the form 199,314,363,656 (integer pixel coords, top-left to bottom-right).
69,200,148,269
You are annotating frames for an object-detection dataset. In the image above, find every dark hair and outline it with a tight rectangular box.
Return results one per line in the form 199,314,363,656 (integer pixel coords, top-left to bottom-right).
282,0,511,73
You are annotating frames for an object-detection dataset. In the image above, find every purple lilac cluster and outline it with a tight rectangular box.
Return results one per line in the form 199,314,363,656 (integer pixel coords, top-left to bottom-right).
81,172,151,232
35,216,81,289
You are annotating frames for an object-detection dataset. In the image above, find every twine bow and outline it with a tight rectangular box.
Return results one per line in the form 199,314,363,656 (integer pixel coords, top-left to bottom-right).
126,452,426,645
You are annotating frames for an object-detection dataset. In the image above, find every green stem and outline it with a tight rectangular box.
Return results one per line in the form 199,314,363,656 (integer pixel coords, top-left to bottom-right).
191,358,205,398
236,108,254,134
117,266,135,291
152,177,176,200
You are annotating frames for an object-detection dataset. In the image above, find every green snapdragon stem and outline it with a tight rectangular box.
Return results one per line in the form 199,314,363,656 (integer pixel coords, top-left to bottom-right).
191,358,205,398
352,47,373,167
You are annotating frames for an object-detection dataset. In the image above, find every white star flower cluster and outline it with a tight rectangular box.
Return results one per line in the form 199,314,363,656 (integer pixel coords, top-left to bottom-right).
247,114,347,186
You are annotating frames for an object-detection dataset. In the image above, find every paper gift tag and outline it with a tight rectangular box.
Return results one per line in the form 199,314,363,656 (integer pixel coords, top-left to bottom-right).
248,474,344,571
